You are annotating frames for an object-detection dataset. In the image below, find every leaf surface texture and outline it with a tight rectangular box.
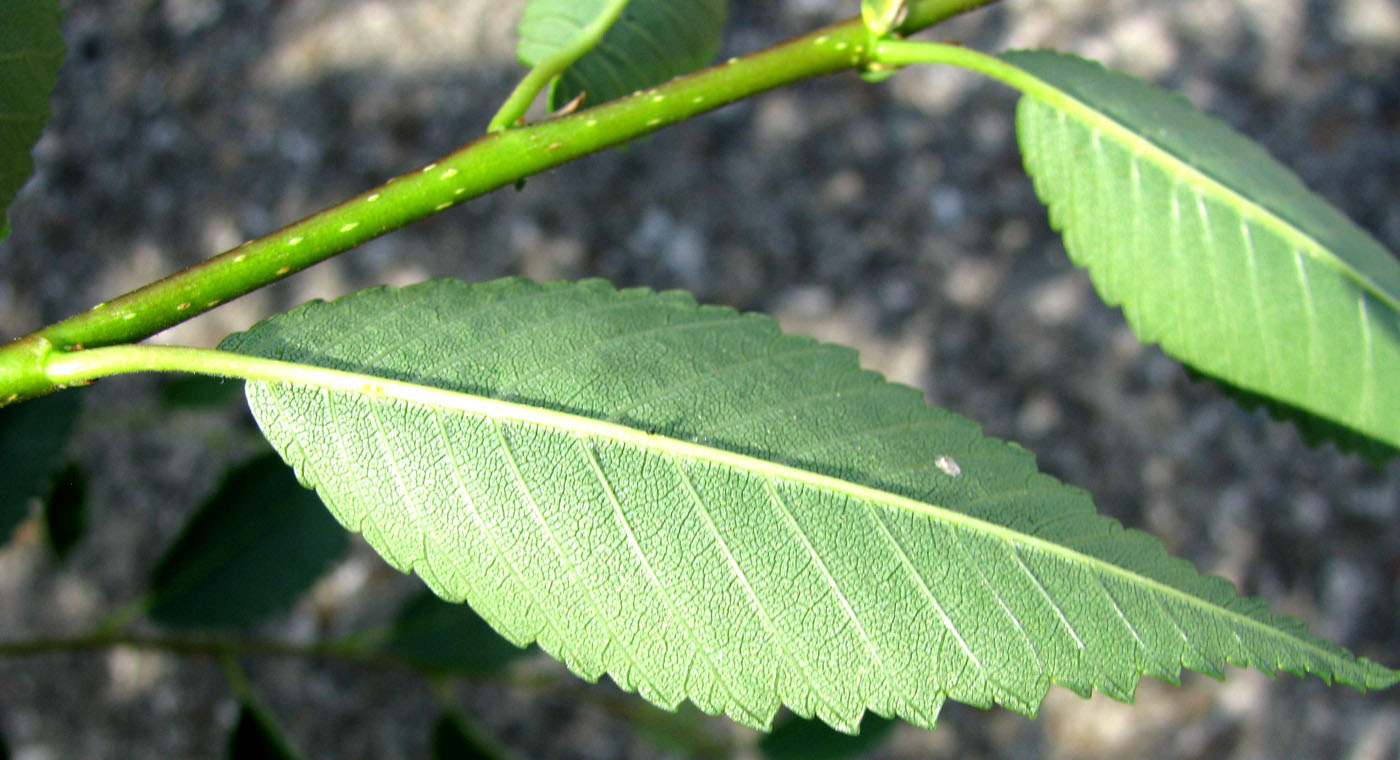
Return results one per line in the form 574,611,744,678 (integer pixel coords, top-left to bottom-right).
1006,50,1400,456
221,278,1397,731
516,0,727,111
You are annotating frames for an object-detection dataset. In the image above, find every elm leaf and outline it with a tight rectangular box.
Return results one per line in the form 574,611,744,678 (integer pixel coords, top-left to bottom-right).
1006,49,1400,459
221,277,1398,733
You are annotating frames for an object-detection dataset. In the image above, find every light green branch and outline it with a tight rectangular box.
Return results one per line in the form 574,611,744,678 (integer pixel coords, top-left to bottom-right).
0,1,1002,407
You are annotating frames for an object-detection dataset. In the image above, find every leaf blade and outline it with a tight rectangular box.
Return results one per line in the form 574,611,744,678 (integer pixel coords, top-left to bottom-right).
516,0,728,111
221,278,1398,732
1004,49,1400,457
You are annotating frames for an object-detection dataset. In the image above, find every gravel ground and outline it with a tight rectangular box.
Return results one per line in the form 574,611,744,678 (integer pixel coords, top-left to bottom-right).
1,1,1398,758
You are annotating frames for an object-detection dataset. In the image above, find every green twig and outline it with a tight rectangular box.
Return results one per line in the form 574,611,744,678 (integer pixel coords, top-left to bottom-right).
0,0,1000,406
487,0,632,132
873,38,1045,92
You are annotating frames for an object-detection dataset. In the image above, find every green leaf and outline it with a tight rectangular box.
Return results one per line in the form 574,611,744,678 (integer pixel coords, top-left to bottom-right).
220,278,1398,733
42,462,86,561
227,703,304,760
517,0,728,111
147,454,349,629
383,591,529,675
1188,366,1399,466
0,389,81,545
1005,49,1400,458
0,0,64,245
760,713,896,760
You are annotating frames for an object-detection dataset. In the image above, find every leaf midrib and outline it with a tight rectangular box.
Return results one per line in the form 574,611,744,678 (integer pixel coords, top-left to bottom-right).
252,362,1353,670
1015,62,1400,315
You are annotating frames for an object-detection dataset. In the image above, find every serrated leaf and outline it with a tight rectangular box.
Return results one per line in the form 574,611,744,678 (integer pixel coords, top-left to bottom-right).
42,462,86,561
383,591,529,675
147,454,348,629
220,278,1397,733
517,0,727,112
760,713,895,760
1004,49,1400,459
0,0,64,245
0,389,80,545
1188,366,1399,465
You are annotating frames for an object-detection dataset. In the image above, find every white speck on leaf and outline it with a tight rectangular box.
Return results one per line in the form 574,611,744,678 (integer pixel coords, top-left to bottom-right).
936,455,961,477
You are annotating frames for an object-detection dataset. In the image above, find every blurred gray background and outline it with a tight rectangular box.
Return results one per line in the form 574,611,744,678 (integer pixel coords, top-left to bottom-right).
1,0,1398,758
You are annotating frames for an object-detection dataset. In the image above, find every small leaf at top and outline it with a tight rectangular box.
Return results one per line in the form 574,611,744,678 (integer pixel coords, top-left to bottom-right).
516,0,728,112
383,591,529,675
861,0,908,37
0,389,81,545
147,454,348,629
1004,49,1400,460
0,0,64,245
221,278,1398,734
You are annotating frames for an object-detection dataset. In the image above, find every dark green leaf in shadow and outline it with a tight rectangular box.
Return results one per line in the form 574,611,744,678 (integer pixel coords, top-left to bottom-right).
0,0,64,244
385,591,529,675
430,711,513,760
148,454,348,629
760,713,896,760
161,375,245,409
42,462,85,562
517,0,728,111
620,700,730,759
227,702,303,760
0,389,80,545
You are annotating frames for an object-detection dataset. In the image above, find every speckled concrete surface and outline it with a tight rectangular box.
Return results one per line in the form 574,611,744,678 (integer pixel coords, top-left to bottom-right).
1,1,1398,758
